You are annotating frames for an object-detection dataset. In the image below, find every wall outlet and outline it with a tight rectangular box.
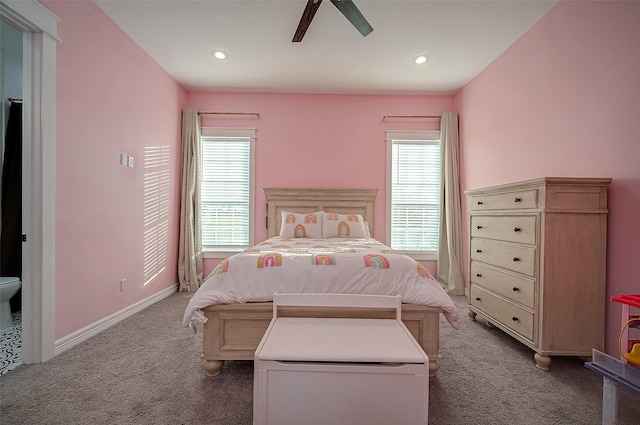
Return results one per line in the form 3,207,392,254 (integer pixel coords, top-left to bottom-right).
120,279,127,292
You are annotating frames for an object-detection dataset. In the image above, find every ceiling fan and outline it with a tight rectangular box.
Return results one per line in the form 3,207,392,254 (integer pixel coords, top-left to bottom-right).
293,0,373,42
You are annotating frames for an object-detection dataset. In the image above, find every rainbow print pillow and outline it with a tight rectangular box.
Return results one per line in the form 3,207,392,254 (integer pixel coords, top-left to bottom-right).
279,211,323,238
322,212,367,238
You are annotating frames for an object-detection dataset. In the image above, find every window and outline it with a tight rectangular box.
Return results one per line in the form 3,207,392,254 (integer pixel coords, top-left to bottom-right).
386,131,440,260
200,128,255,256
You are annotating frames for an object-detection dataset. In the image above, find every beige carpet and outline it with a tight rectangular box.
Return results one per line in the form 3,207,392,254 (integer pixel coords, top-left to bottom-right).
1,292,638,424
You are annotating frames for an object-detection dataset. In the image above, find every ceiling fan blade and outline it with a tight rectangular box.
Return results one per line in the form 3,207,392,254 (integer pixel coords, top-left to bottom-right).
330,0,373,37
293,0,323,42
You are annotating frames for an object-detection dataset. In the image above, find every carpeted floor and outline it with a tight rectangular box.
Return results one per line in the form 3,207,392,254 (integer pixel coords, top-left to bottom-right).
0,292,638,424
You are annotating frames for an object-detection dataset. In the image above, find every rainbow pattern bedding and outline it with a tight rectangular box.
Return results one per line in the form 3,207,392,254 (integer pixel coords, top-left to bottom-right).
183,237,460,330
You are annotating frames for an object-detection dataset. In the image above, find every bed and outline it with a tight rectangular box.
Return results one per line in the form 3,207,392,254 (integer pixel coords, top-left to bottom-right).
183,188,460,377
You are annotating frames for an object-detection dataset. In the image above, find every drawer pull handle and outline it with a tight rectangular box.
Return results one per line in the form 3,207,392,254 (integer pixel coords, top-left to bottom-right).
513,257,520,262
476,273,482,277
514,197,522,203
514,227,521,232
512,316,519,322
512,287,520,292
477,225,483,229
475,297,481,301
477,201,483,205
476,249,482,253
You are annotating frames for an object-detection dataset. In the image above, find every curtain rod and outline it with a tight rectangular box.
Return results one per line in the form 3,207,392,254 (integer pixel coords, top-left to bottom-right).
8,97,22,103
198,111,260,118
383,115,440,121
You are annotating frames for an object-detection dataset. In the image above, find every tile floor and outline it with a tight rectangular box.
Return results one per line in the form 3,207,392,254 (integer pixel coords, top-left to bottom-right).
0,311,22,375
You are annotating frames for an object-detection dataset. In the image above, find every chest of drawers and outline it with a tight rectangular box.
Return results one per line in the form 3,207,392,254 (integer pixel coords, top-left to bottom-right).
466,177,611,370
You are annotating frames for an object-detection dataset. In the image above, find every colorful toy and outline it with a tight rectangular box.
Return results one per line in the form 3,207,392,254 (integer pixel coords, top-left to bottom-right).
611,294,640,366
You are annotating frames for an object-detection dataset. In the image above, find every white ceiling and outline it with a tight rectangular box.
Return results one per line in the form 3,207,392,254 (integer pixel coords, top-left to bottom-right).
94,0,558,95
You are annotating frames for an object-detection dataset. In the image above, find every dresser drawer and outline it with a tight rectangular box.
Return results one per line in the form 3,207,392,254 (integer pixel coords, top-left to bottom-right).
470,261,535,309
470,238,536,276
470,285,534,341
469,189,538,211
471,215,537,245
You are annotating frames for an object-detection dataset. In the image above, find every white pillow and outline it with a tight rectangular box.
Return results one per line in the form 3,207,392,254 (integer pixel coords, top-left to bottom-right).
279,211,323,238
322,212,367,238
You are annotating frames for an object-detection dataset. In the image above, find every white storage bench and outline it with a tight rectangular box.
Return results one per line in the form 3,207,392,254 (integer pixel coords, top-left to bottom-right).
253,293,429,425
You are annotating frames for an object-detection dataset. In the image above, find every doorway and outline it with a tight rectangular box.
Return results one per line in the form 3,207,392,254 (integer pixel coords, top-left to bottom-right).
0,18,24,374
0,0,58,366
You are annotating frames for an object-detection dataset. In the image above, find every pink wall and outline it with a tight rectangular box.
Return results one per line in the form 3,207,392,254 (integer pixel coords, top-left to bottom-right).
455,1,640,354
188,92,454,276
41,1,187,339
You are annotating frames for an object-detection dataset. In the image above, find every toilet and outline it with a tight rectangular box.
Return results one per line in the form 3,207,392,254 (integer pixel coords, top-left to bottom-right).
0,277,21,330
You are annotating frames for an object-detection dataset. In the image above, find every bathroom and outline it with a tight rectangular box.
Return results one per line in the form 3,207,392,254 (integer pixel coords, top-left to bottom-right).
0,17,23,375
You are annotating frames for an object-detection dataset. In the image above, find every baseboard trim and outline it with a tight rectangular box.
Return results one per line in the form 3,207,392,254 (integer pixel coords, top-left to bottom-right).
54,284,178,356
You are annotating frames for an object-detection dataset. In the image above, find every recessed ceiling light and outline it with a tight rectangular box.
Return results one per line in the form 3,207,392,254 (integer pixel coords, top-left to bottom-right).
413,55,429,65
212,50,227,60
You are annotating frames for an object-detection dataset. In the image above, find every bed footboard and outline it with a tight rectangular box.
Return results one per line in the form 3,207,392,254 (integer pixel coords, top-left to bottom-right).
201,302,442,376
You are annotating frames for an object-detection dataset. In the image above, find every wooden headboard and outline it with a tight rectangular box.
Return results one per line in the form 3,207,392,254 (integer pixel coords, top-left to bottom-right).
264,188,378,238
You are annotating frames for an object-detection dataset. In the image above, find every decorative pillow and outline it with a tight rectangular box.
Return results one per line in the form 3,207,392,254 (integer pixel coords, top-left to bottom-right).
322,212,367,238
279,211,323,238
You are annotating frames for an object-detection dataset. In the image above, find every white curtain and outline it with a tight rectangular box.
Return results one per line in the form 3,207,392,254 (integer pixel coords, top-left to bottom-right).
437,112,465,295
178,108,203,291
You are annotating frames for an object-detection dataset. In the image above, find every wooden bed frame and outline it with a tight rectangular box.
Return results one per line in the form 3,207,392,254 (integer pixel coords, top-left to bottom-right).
200,188,444,376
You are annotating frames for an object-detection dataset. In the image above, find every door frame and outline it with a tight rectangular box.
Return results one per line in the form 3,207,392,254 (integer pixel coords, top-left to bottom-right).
1,0,58,363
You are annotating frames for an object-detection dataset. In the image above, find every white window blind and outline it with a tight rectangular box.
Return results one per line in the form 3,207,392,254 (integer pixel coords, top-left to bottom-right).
200,128,255,252
386,131,440,258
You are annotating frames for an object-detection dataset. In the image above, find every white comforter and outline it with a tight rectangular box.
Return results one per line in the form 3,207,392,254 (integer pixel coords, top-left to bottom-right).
183,237,460,330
